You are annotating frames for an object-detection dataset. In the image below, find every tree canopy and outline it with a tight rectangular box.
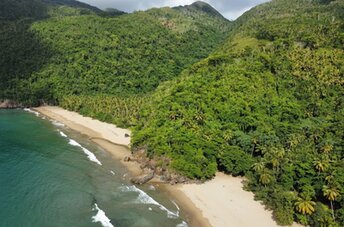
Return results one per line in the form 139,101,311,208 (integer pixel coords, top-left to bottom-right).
1,0,343,226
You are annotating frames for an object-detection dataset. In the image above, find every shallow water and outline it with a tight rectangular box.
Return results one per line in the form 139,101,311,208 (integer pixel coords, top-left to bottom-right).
0,110,187,227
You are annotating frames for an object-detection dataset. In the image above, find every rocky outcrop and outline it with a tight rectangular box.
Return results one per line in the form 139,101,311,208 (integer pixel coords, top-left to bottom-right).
130,172,154,185
0,100,22,109
124,150,197,185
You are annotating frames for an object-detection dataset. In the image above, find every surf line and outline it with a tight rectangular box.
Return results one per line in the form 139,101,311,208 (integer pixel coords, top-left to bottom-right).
92,203,114,227
57,129,102,166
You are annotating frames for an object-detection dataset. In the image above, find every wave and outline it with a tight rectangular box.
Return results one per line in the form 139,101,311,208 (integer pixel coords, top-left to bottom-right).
92,203,114,227
23,108,40,117
176,221,188,227
68,139,102,166
120,185,179,219
58,130,68,138
171,200,180,212
50,120,65,127
110,171,115,175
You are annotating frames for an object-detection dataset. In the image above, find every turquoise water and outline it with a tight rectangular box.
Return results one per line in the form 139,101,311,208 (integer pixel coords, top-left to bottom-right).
0,110,187,227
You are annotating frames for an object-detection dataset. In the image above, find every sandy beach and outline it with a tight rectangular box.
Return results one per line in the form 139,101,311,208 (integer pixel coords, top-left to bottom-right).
34,106,142,175
34,106,301,227
175,174,302,227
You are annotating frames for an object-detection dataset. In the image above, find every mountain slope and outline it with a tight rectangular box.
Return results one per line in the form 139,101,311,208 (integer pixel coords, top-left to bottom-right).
43,0,102,13
132,0,344,226
0,0,105,101
0,1,231,105
174,1,226,19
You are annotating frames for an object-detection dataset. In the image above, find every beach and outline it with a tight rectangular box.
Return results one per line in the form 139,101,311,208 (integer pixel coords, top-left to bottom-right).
34,106,141,175
34,106,300,227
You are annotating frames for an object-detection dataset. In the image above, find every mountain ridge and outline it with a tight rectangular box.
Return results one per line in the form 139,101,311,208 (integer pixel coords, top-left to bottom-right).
0,0,231,105
173,1,227,20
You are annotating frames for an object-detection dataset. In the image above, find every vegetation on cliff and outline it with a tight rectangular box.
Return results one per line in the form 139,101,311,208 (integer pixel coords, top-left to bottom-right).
0,0,230,105
1,0,343,225
132,0,344,225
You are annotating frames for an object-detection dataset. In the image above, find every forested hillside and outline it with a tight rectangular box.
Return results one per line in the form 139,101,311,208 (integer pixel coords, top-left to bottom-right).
1,0,343,226
0,0,231,105
132,0,344,226
0,0,100,102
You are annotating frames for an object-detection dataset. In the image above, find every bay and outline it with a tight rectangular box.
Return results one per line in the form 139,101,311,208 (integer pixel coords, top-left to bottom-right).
0,110,187,227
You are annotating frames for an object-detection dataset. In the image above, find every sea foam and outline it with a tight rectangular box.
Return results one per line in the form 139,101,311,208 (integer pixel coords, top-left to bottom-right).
23,108,40,116
176,221,188,227
68,139,102,165
92,203,114,227
50,120,65,127
120,185,179,219
58,130,68,138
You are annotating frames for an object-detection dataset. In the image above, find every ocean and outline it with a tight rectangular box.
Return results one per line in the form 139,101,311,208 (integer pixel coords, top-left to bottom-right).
0,109,187,227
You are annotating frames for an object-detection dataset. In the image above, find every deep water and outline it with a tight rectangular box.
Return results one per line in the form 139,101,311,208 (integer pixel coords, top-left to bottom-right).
0,110,187,227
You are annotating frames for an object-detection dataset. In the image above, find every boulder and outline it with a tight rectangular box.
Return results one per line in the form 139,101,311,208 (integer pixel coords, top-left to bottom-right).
0,100,21,109
130,172,154,185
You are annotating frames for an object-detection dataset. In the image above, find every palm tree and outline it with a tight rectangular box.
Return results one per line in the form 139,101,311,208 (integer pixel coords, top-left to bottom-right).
294,197,316,215
323,185,340,220
252,161,265,173
313,159,329,174
322,144,333,154
259,171,273,185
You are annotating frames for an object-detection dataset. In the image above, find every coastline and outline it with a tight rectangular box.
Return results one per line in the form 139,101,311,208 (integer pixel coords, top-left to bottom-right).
33,106,300,227
34,106,142,176
34,106,210,226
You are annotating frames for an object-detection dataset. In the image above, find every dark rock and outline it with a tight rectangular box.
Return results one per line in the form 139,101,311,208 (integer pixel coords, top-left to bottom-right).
123,156,131,162
130,172,154,185
160,173,171,182
124,133,130,137
0,100,21,109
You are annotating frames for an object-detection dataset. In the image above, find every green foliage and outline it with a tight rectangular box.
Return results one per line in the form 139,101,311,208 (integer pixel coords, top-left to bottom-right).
132,0,344,226
60,95,147,127
218,146,254,176
1,0,344,226
0,0,52,104
0,1,230,104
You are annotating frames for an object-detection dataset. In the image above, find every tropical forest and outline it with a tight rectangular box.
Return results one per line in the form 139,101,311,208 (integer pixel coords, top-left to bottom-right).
0,0,343,226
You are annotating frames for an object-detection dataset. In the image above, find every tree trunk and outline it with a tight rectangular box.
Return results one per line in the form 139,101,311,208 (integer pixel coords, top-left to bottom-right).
330,200,335,221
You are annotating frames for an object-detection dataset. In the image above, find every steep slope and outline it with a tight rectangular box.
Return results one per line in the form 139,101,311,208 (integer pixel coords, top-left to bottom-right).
43,0,102,13
174,1,226,19
0,0,49,101
0,0,104,101
132,0,344,226
0,1,231,106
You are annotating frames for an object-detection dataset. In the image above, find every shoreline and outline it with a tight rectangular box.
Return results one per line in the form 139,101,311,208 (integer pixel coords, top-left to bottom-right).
34,106,142,176
33,106,301,227
34,106,210,226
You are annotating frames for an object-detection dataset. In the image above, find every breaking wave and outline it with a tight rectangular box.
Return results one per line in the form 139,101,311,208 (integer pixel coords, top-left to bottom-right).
23,108,40,116
68,138,102,166
120,185,179,219
92,203,114,227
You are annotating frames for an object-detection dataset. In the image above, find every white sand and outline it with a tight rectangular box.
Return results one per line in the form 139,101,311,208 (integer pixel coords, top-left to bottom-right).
34,106,142,175
34,106,302,227
35,106,131,146
177,173,302,227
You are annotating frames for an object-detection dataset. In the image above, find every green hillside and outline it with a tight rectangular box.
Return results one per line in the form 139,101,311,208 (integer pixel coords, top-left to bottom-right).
0,0,100,101
1,0,343,226
0,0,231,105
132,0,344,225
